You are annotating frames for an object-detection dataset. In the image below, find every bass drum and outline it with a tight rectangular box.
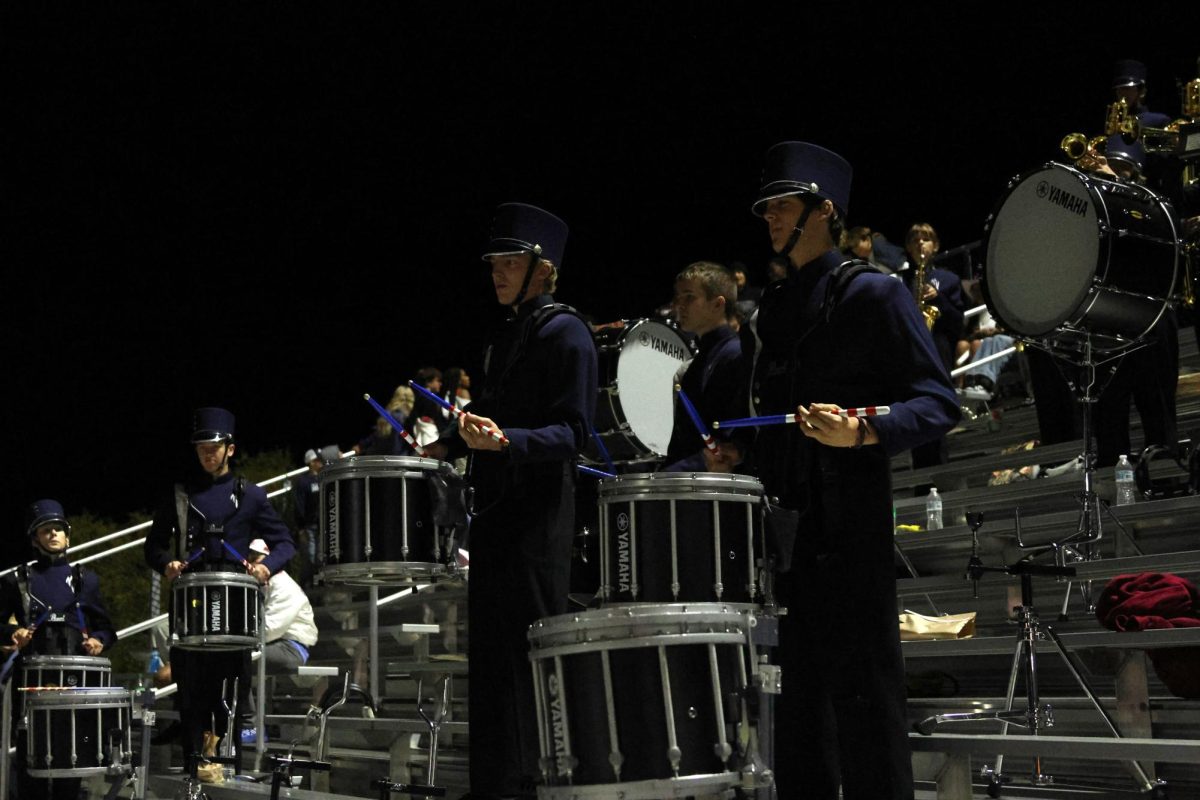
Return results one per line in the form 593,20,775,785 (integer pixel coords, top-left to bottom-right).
982,162,1178,351
586,319,693,466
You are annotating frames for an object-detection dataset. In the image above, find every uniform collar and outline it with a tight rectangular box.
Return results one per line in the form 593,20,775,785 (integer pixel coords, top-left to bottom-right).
696,324,736,352
510,293,555,321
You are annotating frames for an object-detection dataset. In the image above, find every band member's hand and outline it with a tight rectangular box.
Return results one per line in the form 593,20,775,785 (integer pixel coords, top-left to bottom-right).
423,441,448,461
248,562,271,585
921,284,938,301
165,561,187,580
459,412,506,451
797,404,877,448
1184,216,1199,239
82,637,104,656
702,442,742,473
12,628,33,650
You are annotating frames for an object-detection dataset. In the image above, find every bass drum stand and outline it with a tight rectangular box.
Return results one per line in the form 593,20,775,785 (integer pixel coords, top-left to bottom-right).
1028,333,1145,619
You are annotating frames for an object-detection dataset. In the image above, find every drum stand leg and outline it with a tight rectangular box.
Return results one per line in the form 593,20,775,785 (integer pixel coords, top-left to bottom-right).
917,569,1164,797
0,677,11,800
415,673,450,796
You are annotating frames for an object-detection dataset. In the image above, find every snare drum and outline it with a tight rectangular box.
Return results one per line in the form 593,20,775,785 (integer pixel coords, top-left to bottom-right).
22,655,111,690
598,473,765,605
528,603,756,799
587,320,693,465
982,162,1179,350
24,687,132,777
318,455,451,585
170,571,262,650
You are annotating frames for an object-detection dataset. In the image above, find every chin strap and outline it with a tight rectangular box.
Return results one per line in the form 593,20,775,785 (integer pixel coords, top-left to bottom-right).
512,248,543,307
779,202,816,261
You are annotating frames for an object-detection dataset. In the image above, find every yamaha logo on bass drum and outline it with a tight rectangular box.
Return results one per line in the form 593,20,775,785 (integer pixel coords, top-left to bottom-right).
638,330,687,361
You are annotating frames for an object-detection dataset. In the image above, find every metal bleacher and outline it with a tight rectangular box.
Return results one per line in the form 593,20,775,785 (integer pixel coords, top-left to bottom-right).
896,327,1200,799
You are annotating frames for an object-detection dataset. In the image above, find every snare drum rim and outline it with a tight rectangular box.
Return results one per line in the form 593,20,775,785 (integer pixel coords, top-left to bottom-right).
319,454,446,481
20,655,112,671
597,471,765,501
172,570,261,589
22,686,132,708
528,602,754,649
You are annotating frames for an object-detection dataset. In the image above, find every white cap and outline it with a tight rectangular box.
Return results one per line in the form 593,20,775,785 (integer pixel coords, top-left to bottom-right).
248,538,270,556
303,449,319,464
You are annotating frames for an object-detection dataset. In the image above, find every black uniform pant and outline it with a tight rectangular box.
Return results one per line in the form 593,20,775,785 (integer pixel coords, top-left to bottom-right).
170,647,252,770
467,470,573,797
1094,314,1179,467
773,450,913,800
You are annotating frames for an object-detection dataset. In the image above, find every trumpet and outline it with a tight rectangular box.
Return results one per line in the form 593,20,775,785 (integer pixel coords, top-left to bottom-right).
1061,132,1106,163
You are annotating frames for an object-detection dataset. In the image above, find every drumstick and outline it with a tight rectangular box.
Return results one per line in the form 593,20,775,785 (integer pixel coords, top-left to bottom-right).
409,380,510,446
674,385,719,453
363,393,428,457
589,425,617,474
577,464,617,479
713,406,891,430
0,609,52,685
221,539,258,576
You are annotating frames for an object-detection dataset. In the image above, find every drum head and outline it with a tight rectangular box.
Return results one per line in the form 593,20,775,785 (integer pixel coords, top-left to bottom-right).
985,164,1101,337
613,320,691,457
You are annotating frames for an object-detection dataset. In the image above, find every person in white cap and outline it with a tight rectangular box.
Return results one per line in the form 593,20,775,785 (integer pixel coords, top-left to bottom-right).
241,538,318,744
247,539,317,673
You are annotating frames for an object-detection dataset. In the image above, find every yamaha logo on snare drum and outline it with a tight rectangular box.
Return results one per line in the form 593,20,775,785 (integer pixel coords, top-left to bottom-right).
615,511,632,593
546,674,568,760
639,331,687,361
1038,181,1089,217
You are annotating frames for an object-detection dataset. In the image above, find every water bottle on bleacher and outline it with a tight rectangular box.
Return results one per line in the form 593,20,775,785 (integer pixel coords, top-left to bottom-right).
1115,454,1136,506
925,487,943,530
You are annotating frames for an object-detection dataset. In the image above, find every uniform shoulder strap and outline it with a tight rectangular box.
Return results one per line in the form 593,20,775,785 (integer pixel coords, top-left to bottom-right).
822,258,882,323
16,564,31,620
174,482,189,562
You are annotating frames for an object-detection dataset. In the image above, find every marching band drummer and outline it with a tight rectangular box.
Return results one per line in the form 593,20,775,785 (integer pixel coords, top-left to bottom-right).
424,203,597,799
1,499,117,800
143,407,295,773
733,142,959,800
664,261,750,471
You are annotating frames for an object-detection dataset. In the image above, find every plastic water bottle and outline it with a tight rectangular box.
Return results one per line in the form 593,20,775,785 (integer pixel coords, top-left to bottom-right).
1115,455,1136,506
925,487,944,530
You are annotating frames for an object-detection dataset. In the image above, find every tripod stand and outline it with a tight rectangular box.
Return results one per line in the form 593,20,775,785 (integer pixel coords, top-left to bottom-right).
916,548,1165,797
1032,335,1146,619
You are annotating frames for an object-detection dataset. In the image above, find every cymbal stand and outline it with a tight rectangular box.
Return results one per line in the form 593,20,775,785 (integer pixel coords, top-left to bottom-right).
917,542,1163,797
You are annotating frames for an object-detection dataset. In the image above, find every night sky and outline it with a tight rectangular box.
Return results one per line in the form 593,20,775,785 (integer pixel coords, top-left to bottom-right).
6,4,1198,529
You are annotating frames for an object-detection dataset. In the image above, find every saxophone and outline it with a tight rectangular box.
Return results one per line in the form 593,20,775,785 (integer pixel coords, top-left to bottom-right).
914,249,941,331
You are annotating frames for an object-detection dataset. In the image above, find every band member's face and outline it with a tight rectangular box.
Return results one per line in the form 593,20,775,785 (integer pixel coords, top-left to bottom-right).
34,524,69,554
490,253,539,306
195,441,234,477
906,229,938,261
760,196,806,253
1114,85,1142,108
851,235,873,259
673,278,725,336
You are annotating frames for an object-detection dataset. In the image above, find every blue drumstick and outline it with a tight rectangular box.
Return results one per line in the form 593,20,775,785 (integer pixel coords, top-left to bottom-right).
221,540,252,570
1,608,52,685
714,406,891,430
364,393,427,456
577,464,617,479
674,385,719,453
408,380,510,446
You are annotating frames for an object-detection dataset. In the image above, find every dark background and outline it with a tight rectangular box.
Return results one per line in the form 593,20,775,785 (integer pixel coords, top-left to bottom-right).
5,4,1198,531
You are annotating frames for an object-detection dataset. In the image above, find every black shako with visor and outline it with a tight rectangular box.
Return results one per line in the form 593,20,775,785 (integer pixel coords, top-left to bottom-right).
482,202,569,306
752,141,852,260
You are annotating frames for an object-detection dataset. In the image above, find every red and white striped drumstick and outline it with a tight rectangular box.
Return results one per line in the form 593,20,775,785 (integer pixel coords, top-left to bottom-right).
408,380,510,447
714,406,890,429
363,394,428,457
